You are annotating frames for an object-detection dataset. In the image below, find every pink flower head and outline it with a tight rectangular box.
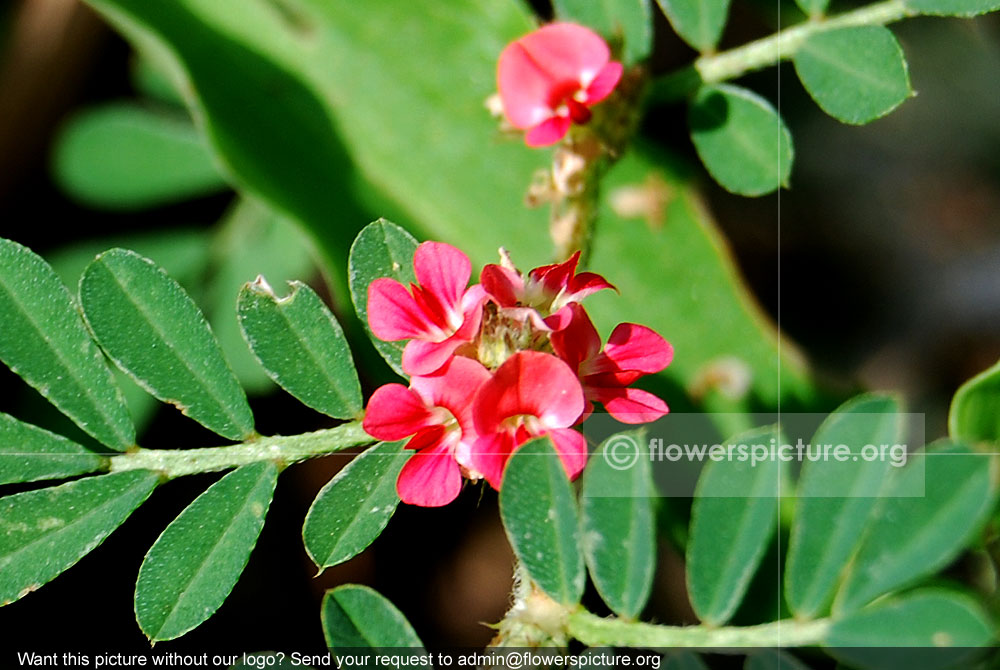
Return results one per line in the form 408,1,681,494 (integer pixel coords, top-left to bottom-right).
480,250,615,330
497,22,624,147
367,241,487,376
362,357,492,507
552,303,673,424
468,351,587,488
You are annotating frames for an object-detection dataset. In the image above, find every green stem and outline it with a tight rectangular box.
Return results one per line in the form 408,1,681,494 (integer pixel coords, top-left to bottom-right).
650,0,914,102
108,421,373,479
567,610,831,648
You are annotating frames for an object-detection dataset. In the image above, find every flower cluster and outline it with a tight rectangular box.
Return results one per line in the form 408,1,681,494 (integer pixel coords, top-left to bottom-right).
497,22,623,147
363,242,672,507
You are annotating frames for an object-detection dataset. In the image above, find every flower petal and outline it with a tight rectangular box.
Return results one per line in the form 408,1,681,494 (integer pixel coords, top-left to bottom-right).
401,338,465,376
588,323,673,375
583,61,624,105
411,356,492,437
474,351,584,433
546,427,589,480
591,386,669,424
498,42,559,129
481,264,524,307
550,303,602,371
367,278,427,341
469,432,516,489
396,440,463,507
525,115,572,147
564,271,616,302
363,384,436,440
413,241,471,313
518,23,611,88
530,250,580,295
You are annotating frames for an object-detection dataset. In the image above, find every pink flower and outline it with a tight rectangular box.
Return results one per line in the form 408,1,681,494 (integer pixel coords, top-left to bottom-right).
480,250,614,330
468,351,587,488
367,241,487,375
362,357,492,507
551,303,672,424
497,22,624,147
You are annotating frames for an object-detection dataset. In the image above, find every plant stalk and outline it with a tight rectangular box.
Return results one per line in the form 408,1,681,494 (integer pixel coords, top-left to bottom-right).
108,421,373,479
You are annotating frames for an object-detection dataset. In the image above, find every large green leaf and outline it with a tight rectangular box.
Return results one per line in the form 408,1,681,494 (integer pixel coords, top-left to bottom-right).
348,219,419,378
553,0,653,65
0,239,134,450
689,85,793,197
321,584,428,658
785,394,903,619
239,278,361,419
686,425,783,625
826,589,995,669
905,0,1000,15
303,442,409,570
53,104,227,209
794,26,912,125
80,249,254,441
0,413,105,486
135,461,278,641
654,0,731,52
949,359,1000,443
834,440,998,613
0,470,159,606
499,438,585,605
580,432,656,618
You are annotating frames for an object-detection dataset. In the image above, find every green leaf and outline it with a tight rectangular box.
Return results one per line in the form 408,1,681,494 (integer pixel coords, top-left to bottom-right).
949,359,1000,443
499,438,584,605
80,249,255,441
905,0,1000,16
826,589,995,669
834,440,998,613
205,198,317,394
686,425,784,625
0,470,158,606
0,238,134,450
794,0,830,17
580,432,656,618
785,394,904,619
135,461,278,641
689,85,793,197
654,0,731,52
553,0,653,65
0,413,105,486
794,26,912,125
53,104,227,210
239,278,361,419
303,442,409,570
321,584,428,658
348,220,419,377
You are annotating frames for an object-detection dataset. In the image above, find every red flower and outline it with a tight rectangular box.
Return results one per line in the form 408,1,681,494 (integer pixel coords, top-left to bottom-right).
367,241,487,375
552,303,672,424
468,351,587,488
480,250,614,330
362,357,492,507
497,22,624,147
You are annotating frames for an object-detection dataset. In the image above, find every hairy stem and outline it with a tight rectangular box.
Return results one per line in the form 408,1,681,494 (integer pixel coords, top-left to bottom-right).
567,610,832,648
108,421,374,478
650,0,914,102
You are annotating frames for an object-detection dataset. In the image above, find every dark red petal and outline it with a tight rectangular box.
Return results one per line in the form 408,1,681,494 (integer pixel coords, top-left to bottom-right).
468,432,516,490
591,387,669,424
481,264,524,306
473,351,585,433
396,440,463,507
366,279,427,341
413,241,471,313
589,323,673,375
550,303,602,371
583,61,624,105
362,384,436,440
525,115,572,147
530,250,580,295
565,271,616,301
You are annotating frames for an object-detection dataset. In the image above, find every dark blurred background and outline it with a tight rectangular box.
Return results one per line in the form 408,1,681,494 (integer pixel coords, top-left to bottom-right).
0,0,997,660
